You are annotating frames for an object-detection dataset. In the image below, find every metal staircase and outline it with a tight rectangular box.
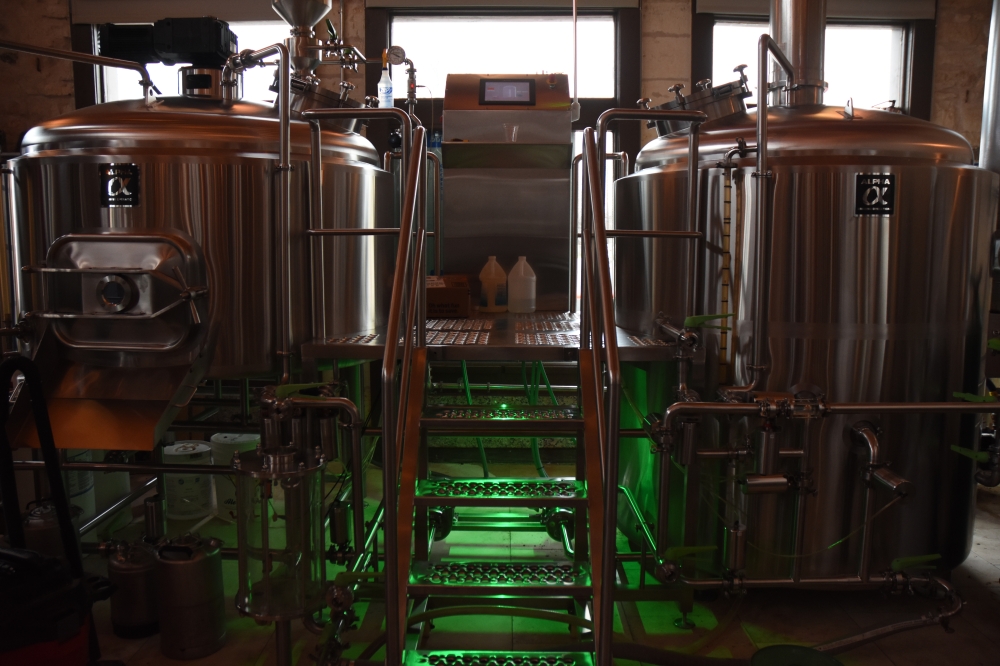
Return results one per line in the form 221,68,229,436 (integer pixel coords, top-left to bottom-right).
300,123,624,664
370,128,617,665
378,345,604,664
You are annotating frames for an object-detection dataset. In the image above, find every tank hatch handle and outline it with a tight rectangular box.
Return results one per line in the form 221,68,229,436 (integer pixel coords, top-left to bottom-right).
890,554,941,573
951,390,997,403
683,313,733,330
949,445,991,463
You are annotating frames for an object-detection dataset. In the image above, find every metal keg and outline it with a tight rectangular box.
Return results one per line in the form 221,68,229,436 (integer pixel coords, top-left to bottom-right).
107,541,159,638
156,534,226,659
22,501,82,560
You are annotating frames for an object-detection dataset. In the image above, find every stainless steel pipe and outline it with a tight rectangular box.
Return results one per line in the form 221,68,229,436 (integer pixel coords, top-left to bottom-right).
584,127,622,666
427,151,443,276
375,124,426,666
769,0,826,106
749,35,795,391
0,38,155,105
77,476,158,536
286,396,366,563
981,0,1000,175
13,460,232,475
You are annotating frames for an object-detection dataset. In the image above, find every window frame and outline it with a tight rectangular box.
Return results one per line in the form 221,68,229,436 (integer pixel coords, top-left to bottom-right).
690,12,935,119
367,6,641,161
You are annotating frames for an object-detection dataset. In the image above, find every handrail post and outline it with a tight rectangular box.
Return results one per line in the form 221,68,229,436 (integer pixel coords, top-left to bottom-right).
302,110,420,666
376,124,425,666
583,127,622,666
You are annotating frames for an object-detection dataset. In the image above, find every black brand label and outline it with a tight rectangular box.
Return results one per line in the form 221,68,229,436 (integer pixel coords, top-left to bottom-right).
855,173,895,216
99,163,140,207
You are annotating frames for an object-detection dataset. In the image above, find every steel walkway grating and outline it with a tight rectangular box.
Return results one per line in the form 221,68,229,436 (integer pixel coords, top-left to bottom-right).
414,478,586,507
410,561,590,588
404,652,594,666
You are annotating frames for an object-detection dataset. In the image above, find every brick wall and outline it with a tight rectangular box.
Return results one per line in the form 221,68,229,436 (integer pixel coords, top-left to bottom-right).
0,0,74,152
930,0,994,150
641,0,692,145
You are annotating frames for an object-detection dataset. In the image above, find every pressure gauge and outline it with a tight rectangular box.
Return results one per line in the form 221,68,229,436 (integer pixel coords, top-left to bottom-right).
387,45,406,66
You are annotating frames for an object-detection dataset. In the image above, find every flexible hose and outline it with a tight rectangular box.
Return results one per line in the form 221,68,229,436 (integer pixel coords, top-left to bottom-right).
461,360,490,478
522,361,549,477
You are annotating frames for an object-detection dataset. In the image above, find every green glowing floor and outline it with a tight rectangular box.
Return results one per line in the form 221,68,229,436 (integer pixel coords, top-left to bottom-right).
87,469,1000,665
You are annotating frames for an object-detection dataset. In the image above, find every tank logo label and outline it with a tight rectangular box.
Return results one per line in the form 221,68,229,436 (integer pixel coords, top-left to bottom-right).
99,163,140,208
855,174,895,216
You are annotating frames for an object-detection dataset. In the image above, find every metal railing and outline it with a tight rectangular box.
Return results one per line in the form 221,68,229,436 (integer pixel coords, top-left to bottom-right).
380,126,427,666
302,110,427,666
579,127,620,666
579,107,709,666
0,38,156,105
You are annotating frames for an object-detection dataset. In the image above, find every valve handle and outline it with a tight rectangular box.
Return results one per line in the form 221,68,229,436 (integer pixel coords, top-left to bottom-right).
949,445,992,463
664,545,717,561
275,382,330,400
890,553,941,573
952,391,997,403
683,313,734,328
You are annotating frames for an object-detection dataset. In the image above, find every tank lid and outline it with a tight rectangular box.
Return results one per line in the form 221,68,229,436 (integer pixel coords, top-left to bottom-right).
19,97,381,166
635,105,975,169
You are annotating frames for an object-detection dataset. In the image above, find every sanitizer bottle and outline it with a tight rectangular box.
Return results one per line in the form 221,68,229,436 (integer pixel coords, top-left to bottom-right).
508,256,536,314
479,256,508,312
378,49,394,109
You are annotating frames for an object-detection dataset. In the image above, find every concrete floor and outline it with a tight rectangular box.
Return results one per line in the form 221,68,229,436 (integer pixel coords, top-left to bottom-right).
87,468,1000,665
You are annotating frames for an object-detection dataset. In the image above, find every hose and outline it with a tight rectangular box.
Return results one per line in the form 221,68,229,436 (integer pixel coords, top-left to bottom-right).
522,361,549,477
461,360,490,478
814,576,962,654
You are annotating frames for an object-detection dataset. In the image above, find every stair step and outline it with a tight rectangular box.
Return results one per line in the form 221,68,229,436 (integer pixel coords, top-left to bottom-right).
409,561,592,597
414,477,586,507
403,650,594,666
421,406,583,435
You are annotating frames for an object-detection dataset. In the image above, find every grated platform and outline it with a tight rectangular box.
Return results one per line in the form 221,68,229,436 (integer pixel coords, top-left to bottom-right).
414,478,586,507
404,651,595,666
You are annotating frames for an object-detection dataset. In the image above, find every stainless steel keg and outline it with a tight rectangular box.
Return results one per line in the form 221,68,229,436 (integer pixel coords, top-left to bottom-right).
107,540,159,638
22,501,82,560
156,534,226,659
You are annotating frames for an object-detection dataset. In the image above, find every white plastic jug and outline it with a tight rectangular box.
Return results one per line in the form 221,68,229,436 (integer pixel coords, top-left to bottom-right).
508,256,536,314
479,256,508,312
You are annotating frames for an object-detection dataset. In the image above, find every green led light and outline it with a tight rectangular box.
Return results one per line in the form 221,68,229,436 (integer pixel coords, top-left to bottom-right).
500,403,508,409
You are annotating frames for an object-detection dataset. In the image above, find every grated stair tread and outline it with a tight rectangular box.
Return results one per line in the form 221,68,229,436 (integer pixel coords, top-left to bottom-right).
403,651,594,666
408,560,592,596
421,406,584,435
414,477,586,507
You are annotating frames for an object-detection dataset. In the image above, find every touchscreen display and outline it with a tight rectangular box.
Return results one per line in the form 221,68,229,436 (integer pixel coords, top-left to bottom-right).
480,79,535,105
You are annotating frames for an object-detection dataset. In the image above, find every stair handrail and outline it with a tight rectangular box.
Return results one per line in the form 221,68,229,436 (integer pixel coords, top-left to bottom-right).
581,126,621,666
380,124,426,666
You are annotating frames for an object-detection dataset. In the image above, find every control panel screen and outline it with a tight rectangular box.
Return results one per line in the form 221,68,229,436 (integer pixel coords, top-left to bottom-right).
480,79,535,105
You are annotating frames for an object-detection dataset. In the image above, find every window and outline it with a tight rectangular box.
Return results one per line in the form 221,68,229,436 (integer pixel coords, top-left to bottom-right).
102,21,290,103
390,15,616,100
712,21,906,110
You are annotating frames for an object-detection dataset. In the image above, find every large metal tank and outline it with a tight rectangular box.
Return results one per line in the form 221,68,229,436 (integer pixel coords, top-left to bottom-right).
615,0,998,580
3,91,392,450
11,97,391,377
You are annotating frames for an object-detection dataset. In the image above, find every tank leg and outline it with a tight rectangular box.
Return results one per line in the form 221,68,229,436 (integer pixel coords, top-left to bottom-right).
275,620,292,666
